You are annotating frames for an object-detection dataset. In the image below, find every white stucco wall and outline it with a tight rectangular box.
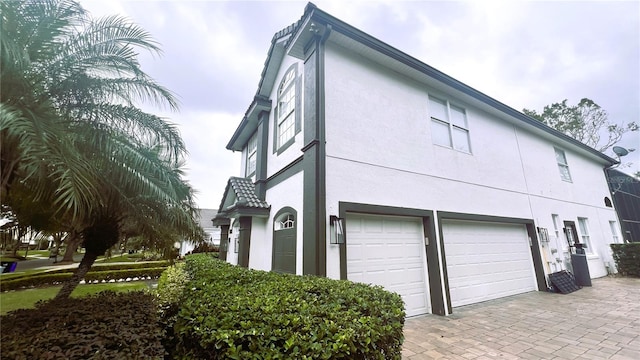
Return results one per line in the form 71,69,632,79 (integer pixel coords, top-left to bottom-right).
247,217,269,270
323,41,618,279
248,171,304,274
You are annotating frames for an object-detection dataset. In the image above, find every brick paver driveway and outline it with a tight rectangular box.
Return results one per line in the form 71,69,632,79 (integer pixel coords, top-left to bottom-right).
403,277,640,359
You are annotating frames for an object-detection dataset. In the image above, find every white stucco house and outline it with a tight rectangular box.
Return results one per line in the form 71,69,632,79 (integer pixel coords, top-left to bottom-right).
213,3,623,317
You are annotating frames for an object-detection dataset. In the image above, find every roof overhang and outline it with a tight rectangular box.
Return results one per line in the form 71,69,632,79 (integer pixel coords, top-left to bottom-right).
288,4,617,167
225,2,616,167
226,96,272,151
215,177,271,221
216,207,270,220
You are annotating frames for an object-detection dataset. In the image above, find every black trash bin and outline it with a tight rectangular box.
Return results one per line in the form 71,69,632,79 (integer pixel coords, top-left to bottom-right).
571,245,592,286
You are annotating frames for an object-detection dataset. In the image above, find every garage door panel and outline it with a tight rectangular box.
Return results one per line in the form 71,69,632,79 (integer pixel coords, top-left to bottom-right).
363,218,383,233
347,214,429,317
444,220,536,308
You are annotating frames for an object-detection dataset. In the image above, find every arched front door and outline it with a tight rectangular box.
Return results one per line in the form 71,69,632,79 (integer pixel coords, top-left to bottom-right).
272,207,296,274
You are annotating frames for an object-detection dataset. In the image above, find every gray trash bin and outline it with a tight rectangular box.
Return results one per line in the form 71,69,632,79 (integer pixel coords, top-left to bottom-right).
571,247,591,286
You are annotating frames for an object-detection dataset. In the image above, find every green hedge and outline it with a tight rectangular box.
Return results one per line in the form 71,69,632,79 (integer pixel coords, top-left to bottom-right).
0,267,166,292
1,260,170,282
156,262,191,359
166,254,405,359
1,291,164,359
611,243,640,277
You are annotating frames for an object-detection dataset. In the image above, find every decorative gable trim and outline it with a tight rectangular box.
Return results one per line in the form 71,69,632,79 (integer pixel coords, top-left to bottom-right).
215,177,270,220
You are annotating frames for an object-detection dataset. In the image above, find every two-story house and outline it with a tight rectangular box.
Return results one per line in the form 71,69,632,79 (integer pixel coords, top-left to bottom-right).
213,3,622,317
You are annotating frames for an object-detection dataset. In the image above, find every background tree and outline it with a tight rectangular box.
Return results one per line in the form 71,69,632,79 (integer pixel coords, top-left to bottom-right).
523,98,638,153
1,0,202,299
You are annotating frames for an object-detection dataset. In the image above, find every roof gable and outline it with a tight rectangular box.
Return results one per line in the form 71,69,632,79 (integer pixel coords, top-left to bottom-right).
216,177,270,219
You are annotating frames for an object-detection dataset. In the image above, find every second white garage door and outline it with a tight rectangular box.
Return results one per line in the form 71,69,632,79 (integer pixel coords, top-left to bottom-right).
443,220,537,308
347,213,430,317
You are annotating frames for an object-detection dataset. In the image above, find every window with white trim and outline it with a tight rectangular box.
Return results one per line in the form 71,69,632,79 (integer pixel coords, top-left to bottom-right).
554,148,572,182
429,96,471,153
551,214,560,239
275,214,295,231
277,68,296,149
245,132,257,177
609,221,620,243
577,217,593,253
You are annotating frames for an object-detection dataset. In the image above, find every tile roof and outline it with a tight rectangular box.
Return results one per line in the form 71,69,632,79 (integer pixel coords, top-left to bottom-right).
228,177,269,209
197,208,218,228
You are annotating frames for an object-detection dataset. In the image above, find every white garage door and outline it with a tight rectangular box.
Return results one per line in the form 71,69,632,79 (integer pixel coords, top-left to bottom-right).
443,220,537,307
347,213,430,317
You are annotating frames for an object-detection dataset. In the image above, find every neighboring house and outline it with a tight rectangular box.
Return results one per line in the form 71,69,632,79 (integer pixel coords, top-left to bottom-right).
213,3,622,317
606,169,640,243
179,208,220,256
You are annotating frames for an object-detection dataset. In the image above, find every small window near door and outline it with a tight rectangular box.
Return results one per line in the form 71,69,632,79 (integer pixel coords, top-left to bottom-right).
609,221,620,243
275,214,295,230
577,217,593,253
551,214,560,239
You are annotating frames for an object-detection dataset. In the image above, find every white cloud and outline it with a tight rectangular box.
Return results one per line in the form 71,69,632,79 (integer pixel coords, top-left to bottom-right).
176,110,242,209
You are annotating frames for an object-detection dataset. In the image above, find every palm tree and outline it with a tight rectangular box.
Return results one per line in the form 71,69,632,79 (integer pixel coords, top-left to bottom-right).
1,0,202,298
55,148,203,299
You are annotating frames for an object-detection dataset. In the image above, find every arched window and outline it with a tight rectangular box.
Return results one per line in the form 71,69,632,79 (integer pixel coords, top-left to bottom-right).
604,197,612,207
274,64,300,153
275,213,295,230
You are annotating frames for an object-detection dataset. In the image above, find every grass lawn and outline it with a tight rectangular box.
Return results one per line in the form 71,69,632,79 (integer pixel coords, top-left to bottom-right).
0,281,150,315
98,253,141,263
1,250,74,262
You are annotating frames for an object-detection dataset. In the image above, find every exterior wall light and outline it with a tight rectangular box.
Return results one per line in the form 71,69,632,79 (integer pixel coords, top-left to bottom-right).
330,215,345,245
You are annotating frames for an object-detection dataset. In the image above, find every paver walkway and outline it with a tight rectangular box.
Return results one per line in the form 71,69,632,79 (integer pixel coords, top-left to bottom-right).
403,277,640,359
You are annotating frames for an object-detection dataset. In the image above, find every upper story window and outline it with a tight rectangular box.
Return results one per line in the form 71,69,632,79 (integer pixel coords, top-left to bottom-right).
245,132,257,177
577,217,593,253
276,66,297,150
429,96,471,153
554,148,572,182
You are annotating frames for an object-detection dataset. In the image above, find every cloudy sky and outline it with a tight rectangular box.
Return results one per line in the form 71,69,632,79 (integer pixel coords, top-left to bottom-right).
79,0,640,210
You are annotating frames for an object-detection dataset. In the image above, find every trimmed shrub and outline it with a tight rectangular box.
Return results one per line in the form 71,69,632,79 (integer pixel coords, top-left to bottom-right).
611,243,640,277
171,254,405,359
83,267,166,282
0,267,166,292
189,242,219,254
92,260,170,271
1,291,164,359
156,262,191,358
156,262,190,309
0,261,169,282
0,273,74,291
